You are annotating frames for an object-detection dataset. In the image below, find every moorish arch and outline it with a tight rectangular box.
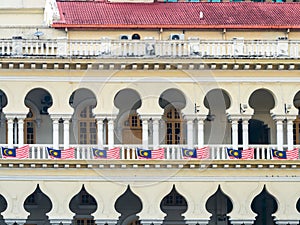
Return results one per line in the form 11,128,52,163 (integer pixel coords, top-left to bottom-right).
160,185,187,225
115,185,142,225
0,193,7,225
296,197,300,214
23,184,52,225
249,88,275,145
293,91,300,144
114,88,142,145
159,88,186,144
24,88,53,144
69,185,97,225
205,185,233,225
0,90,8,144
251,185,278,225
69,88,97,145
204,89,231,144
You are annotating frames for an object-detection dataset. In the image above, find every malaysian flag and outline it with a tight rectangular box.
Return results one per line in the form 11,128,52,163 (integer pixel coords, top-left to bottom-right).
137,148,165,159
241,148,254,159
227,148,242,159
93,147,120,159
47,147,75,159
182,147,210,159
272,148,299,160
196,147,210,159
1,145,30,159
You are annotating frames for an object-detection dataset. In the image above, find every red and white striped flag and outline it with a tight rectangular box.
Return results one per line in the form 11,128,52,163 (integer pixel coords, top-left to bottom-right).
286,148,299,160
1,145,30,159
196,146,210,159
107,147,120,159
61,148,75,159
151,148,165,159
241,148,254,159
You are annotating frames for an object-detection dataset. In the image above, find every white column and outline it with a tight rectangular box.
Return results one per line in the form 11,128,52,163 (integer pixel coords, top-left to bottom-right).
17,118,24,146
52,117,60,149
142,118,149,149
63,118,70,149
231,119,239,150
186,116,194,149
7,117,14,148
96,117,104,148
242,118,249,150
273,116,285,150
152,117,160,148
286,116,296,150
197,116,206,148
108,118,114,149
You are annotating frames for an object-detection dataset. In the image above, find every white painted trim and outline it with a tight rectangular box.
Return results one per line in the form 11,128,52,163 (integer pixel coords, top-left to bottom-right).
1,76,300,83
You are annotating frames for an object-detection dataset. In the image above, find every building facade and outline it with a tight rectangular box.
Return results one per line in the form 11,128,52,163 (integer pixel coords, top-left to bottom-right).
0,0,300,225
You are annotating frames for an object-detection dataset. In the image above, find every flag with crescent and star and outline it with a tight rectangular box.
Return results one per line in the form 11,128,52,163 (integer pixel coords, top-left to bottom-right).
92,147,120,159
182,148,197,159
272,148,298,160
47,147,75,159
1,145,30,159
227,148,242,159
136,148,164,159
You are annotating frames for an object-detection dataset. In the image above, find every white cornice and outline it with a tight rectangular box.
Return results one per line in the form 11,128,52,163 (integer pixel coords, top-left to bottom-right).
1,76,300,83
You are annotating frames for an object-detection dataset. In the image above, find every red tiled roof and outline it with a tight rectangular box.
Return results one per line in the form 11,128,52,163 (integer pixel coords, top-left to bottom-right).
53,1,300,29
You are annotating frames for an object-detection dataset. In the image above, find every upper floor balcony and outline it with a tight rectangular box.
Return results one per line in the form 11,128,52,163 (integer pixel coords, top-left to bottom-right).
1,37,299,59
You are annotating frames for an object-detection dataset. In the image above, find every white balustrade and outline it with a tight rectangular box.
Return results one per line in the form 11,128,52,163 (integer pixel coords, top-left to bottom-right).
0,144,297,160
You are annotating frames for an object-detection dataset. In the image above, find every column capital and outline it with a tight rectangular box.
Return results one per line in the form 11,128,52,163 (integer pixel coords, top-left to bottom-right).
5,219,27,225
140,219,163,225
185,219,209,225
240,114,253,121
184,114,197,121
196,114,207,121
95,114,117,121
271,114,286,121
275,220,300,225
230,219,254,225
227,114,242,122
5,113,27,120
50,219,73,225
285,114,298,121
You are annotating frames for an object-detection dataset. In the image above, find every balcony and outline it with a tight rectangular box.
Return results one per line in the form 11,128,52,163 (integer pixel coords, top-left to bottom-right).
1,38,299,59
0,144,298,160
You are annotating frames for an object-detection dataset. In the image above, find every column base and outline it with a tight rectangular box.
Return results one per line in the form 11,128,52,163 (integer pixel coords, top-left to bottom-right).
276,220,300,225
185,219,209,225
5,219,26,225
140,219,163,225
95,219,118,225
230,219,254,225
50,219,72,225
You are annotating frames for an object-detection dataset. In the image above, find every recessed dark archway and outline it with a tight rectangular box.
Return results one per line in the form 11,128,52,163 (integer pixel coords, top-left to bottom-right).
0,193,7,225
114,89,142,145
206,185,233,225
0,90,8,144
23,184,52,225
204,89,231,145
69,185,97,224
115,185,142,225
132,34,141,40
251,185,278,225
160,185,187,225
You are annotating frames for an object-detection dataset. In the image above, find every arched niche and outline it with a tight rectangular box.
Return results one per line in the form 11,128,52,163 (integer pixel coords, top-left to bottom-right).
248,89,276,144
114,89,142,145
69,88,97,145
206,185,233,225
204,89,231,144
69,185,97,223
251,185,278,225
115,185,142,225
293,91,300,145
23,184,52,225
24,88,53,144
159,88,186,145
160,185,187,225
0,193,7,225
0,90,8,144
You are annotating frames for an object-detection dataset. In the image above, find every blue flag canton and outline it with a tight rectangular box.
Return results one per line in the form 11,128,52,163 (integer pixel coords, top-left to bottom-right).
93,148,107,158
182,148,197,158
137,148,152,158
272,149,287,159
227,148,242,159
47,148,61,158
2,147,16,157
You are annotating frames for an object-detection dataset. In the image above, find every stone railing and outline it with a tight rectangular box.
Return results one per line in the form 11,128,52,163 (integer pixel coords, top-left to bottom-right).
0,144,291,160
0,38,299,59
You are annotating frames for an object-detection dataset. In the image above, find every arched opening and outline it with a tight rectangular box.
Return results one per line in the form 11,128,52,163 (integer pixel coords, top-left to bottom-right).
0,90,8,144
293,91,300,144
115,186,142,225
160,185,187,225
159,89,186,144
249,89,275,144
69,89,97,145
24,184,52,225
132,34,141,40
0,193,7,225
69,185,97,225
24,88,53,144
204,89,231,144
206,185,233,225
251,186,278,225
114,89,142,145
